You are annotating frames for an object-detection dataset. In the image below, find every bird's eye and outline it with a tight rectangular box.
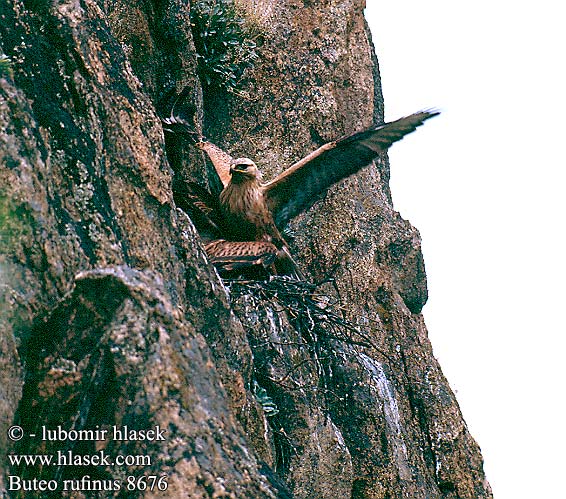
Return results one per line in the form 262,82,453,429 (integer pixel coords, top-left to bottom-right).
237,164,249,170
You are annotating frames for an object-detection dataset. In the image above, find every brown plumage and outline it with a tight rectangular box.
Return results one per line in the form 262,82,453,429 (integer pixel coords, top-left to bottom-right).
163,104,439,279
204,239,278,272
215,157,304,279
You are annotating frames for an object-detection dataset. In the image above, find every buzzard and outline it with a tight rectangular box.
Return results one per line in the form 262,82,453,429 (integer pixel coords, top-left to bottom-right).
163,101,438,279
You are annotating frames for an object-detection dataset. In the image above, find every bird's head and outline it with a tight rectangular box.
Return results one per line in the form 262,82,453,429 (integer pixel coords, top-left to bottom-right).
229,158,261,182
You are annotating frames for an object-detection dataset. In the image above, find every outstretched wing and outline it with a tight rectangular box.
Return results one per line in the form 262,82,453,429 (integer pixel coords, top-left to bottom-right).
263,110,439,227
195,141,233,188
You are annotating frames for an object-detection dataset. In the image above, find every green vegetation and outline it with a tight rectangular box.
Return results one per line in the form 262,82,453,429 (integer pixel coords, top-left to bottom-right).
253,380,279,417
190,0,259,92
0,194,32,254
0,53,14,78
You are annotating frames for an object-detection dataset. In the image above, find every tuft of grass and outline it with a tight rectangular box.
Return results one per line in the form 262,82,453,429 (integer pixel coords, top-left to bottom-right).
0,54,14,79
253,380,279,417
190,0,259,92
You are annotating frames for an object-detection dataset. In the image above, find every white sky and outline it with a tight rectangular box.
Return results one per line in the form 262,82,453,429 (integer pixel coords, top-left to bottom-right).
365,2,566,499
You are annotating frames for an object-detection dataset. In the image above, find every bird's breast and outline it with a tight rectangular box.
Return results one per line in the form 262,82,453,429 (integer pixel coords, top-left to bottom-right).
220,183,272,241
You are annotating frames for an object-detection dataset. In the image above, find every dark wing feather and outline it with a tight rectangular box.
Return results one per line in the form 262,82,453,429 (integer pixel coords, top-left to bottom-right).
161,87,203,143
264,110,439,227
173,181,225,240
162,115,202,143
161,115,233,188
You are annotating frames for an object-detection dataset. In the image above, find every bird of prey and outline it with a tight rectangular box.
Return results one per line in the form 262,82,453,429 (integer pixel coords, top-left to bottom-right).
162,100,438,279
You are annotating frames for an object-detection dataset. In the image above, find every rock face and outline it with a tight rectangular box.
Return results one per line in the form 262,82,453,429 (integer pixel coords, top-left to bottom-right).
0,1,492,498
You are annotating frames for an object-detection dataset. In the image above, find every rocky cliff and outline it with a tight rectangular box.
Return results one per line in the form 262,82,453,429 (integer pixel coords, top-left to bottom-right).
0,0,492,498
